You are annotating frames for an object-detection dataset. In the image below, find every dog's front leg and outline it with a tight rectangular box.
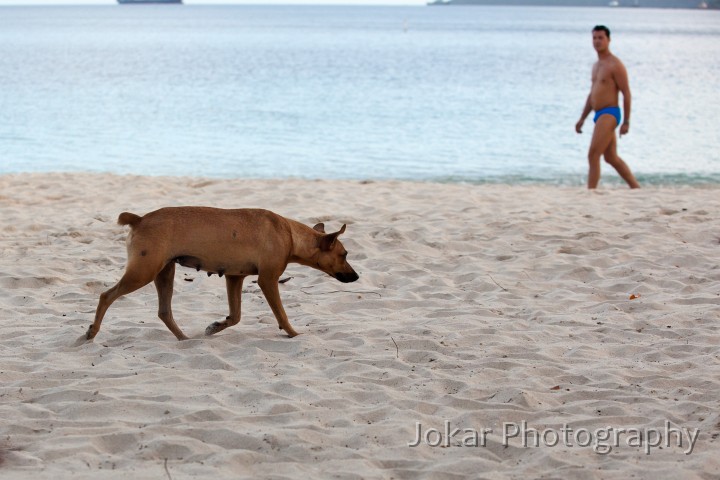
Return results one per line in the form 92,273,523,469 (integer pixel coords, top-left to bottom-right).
257,273,299,337
205,275,246,336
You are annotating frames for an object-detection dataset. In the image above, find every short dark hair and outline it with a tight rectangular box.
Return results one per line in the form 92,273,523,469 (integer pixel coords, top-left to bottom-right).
593,25,611,38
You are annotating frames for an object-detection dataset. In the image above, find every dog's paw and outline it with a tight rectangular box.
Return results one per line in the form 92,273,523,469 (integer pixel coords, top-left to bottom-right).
205,322,224,336
84,325,97,341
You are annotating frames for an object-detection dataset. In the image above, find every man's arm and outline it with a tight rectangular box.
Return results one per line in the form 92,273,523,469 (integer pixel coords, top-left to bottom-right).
615,60,631,136
576,94,593,134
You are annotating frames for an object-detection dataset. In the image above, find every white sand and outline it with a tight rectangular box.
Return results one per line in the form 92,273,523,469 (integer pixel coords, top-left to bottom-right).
1,173,719,479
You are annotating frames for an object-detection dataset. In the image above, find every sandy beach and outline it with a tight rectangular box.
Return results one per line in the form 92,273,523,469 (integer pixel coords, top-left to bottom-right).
1,172,718,479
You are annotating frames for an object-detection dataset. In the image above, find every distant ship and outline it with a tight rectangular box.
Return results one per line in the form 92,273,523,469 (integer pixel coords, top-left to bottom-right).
118,0,182,4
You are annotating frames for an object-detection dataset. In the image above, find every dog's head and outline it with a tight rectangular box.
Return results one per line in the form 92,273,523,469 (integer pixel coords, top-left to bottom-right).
313,223,359,283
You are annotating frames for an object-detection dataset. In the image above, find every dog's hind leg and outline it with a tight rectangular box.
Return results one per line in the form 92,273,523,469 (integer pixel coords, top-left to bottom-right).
258,273,299,338
86,260,162,340
205,275,246,336
154,261,188,340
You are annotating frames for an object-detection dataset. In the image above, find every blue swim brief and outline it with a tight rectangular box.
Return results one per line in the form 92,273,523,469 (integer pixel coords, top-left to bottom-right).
593,106,621,126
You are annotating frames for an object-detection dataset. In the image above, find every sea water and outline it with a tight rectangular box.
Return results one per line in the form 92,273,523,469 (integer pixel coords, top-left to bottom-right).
0,5,718,184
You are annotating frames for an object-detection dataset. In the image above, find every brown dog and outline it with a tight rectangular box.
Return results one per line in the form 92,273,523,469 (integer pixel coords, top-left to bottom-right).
87,207,359,341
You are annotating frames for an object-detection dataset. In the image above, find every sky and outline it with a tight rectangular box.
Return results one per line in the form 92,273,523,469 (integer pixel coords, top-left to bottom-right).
0,0,427,5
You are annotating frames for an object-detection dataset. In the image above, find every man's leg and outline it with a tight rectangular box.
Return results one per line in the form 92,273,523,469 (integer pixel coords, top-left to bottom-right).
587,115,617,189
603,135,640,189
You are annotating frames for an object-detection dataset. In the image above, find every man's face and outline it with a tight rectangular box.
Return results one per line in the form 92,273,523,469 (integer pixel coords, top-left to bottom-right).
593,30,610,52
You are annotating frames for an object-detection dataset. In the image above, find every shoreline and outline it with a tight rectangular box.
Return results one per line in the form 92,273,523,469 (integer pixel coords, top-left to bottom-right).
3,170,720,187
1,173,719,478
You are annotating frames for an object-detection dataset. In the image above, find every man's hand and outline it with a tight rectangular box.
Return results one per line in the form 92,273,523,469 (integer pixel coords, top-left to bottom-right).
619,122,630,137
575,119,584,134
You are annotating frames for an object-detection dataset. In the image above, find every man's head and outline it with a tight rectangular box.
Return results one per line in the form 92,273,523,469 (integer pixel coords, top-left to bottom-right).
592,25,611,52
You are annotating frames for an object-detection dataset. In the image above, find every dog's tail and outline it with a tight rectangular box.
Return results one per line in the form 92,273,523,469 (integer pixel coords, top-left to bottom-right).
117,212,142,228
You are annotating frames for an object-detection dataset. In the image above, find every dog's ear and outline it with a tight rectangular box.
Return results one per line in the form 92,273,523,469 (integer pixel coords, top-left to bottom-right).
318,224,347,251
313,223,326,233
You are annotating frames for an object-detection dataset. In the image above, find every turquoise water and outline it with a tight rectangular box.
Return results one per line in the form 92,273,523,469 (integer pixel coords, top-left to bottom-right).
1,5,718,184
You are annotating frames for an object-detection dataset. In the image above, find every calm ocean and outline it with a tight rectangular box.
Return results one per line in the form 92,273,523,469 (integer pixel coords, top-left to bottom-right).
1,5,718,184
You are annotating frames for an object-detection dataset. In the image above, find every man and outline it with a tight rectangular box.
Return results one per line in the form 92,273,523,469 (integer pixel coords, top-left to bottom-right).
576,25,640,189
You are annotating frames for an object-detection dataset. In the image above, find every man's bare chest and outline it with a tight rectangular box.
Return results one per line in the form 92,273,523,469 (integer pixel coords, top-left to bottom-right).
592,63,616,87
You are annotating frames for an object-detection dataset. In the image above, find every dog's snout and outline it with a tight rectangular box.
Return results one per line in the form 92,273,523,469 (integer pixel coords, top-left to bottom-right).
336,271,359,283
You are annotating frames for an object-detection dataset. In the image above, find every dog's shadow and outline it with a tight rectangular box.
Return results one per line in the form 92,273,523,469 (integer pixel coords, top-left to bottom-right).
72,334,90,347
70,330,234,347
